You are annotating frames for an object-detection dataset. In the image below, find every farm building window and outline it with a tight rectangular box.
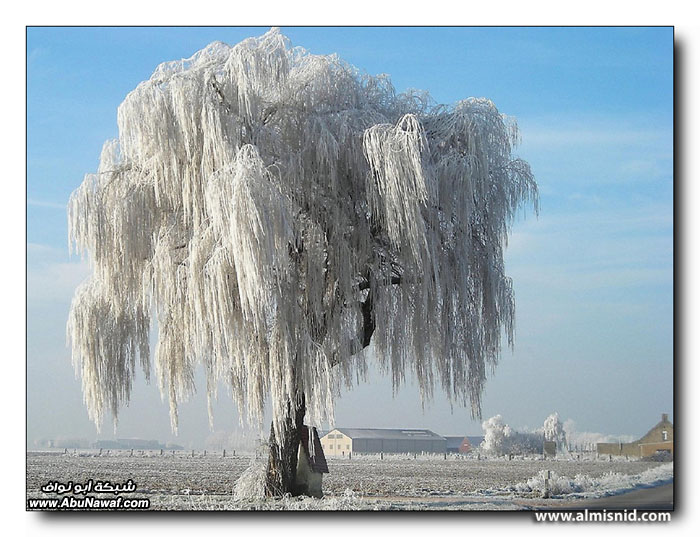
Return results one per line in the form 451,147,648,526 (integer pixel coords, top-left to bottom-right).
662,431,668,441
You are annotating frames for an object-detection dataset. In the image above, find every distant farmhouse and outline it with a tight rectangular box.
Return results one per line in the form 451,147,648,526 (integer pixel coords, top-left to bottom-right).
321,428,446,456
543,441,557,458
93,438,166,450
467,436,485,450
597,414,673,459
35,437,91,449
444,436,472,453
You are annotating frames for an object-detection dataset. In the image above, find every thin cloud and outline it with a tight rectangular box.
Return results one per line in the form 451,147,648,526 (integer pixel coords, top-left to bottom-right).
520,125,665,149
515,113,672,157
27,46,47,66
27,242,89,303
28,198,66,210
27,259,89,304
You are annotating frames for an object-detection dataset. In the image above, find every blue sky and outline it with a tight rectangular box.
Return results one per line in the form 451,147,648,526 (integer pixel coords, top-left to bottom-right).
26,26,673,448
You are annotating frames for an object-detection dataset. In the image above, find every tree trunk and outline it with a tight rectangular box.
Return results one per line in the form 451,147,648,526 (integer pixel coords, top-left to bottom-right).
264,395,306,497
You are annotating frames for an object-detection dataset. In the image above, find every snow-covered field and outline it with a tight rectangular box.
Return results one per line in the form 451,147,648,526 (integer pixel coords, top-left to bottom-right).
26,451,672,511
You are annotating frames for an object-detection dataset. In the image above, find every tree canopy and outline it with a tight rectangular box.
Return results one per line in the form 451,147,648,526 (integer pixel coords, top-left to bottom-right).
67,28,538,445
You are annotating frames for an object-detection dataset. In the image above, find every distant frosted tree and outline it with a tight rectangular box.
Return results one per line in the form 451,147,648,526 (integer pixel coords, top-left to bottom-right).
481,415,514,455
543,412,569,456
480,414,542,456
67,28,538,495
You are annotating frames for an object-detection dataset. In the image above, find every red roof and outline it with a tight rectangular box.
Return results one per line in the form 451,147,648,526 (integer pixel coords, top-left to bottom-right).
300,426,329,473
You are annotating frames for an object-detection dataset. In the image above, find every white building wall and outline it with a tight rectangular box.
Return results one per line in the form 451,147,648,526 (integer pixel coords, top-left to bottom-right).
320,430,352,457
321,430,446,455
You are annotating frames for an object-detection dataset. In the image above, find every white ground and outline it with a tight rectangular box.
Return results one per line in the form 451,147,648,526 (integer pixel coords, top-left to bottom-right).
26,450,673,511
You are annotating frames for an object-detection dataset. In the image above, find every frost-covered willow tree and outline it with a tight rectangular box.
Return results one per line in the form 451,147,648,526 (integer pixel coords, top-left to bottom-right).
67,28,538,495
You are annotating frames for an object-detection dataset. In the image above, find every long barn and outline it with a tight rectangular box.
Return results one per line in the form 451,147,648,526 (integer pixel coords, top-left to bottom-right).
320,428,446,456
